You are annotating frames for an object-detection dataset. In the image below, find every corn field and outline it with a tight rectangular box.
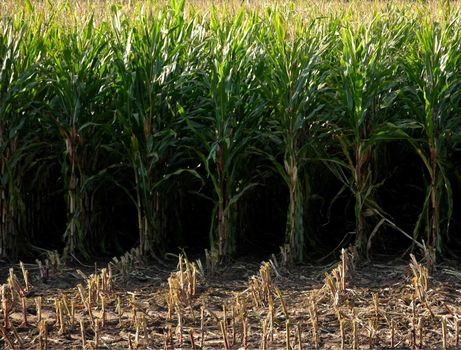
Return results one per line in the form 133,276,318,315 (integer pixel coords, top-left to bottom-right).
2,2,461,349
1,0,461,264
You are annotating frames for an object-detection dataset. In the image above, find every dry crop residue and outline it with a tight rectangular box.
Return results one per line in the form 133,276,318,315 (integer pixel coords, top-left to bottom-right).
1,253,461,349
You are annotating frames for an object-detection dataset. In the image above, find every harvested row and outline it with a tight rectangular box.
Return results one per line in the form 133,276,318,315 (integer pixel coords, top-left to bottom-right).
1,252,461,349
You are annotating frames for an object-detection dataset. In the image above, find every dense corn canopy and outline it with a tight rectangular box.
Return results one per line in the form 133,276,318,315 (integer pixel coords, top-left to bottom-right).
1,0,461,262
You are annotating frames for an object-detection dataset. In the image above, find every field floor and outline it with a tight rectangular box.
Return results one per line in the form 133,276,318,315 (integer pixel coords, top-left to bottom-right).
1,254,461,349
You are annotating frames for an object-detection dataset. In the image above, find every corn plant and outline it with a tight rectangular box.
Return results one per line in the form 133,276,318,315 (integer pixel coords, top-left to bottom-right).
321,15,406,258
42,18,113,257
258,13,328,262
182,9,264,259
397,17,461,258
111,1,199,256
0,19,43,258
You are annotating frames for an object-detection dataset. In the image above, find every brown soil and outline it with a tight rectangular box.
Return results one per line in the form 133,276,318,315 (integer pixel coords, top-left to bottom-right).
1,254,461,349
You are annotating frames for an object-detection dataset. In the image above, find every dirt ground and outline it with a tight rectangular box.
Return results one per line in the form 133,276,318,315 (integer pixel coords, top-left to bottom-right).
1,251,461,349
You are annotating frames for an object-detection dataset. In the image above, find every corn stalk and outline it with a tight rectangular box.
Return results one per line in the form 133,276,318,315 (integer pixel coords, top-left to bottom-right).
182,9,263,260
0,20,40,258
111,1,198,256
44,18,112,258
321,16,405,258
397,19,461,258
258,13,327,262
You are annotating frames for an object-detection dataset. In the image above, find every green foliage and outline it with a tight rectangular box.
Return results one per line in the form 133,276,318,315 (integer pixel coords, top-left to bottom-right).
1,1,461,262
397,18,461,256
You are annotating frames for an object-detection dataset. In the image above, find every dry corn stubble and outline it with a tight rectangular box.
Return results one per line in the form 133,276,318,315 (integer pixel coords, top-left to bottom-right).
0,251,460,349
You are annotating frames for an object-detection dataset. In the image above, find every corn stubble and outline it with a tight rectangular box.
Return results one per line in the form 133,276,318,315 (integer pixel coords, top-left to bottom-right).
0,252,459,349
